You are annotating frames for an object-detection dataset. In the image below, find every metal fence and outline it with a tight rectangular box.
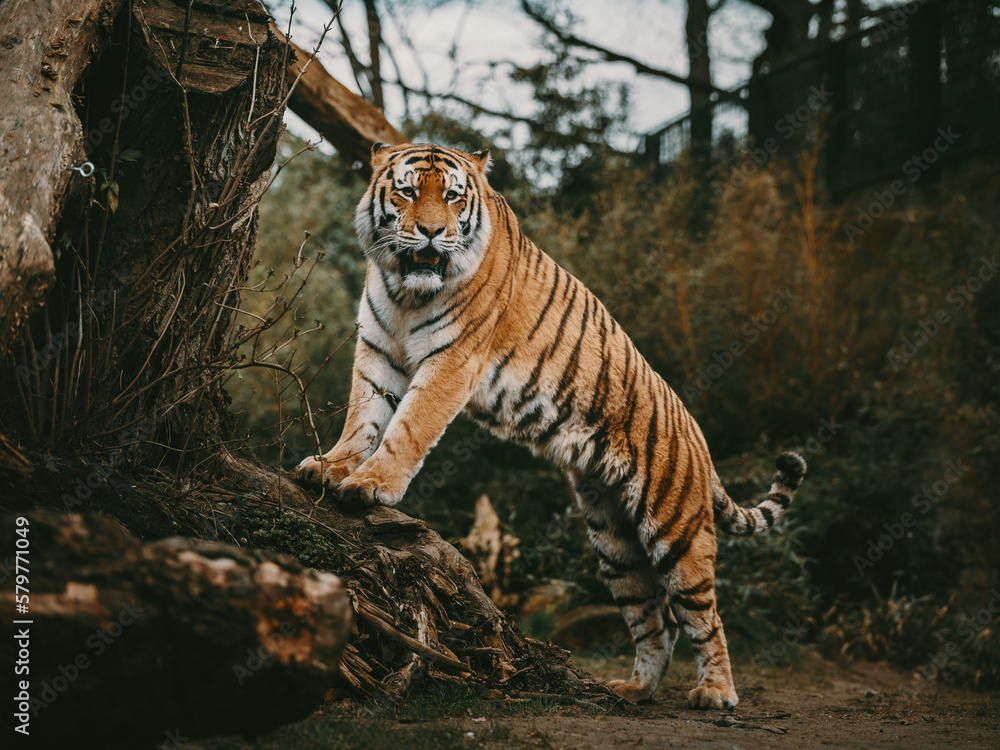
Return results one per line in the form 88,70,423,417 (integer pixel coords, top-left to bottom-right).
637,0,1000,194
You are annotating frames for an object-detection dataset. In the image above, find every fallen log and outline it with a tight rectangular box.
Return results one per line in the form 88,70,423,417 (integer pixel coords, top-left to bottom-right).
0,511,351,749
211,462,625,707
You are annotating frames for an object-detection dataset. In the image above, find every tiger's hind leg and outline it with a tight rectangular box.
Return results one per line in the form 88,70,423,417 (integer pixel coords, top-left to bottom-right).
575,485,677,702
663,537,738,709
599,552,673,702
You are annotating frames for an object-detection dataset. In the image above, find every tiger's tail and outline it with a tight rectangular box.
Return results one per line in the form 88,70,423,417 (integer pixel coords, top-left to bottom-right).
712,452,807,536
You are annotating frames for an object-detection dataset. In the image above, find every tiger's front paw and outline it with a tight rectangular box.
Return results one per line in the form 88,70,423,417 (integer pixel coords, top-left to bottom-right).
295,455,354,489
337,473,404,508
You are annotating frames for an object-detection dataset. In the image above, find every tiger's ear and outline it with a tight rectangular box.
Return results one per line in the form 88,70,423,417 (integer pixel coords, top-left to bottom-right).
469,148,492,174
370,141,400,171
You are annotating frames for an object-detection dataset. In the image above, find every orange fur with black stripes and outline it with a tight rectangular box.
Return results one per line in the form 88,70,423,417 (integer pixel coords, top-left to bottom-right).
298,143,807,709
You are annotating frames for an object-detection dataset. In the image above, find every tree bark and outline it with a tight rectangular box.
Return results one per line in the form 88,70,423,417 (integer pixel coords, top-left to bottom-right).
0,0,127,357
2,511,351,749
746,0,816,74
363,0,385,112
0,0,286,468
686,0,713,151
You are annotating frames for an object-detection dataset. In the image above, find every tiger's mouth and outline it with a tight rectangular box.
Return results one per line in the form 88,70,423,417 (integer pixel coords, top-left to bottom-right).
398,246,448,280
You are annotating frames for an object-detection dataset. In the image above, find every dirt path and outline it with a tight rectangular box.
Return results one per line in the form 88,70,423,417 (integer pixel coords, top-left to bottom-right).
485,654,1000,749
199,651,998,750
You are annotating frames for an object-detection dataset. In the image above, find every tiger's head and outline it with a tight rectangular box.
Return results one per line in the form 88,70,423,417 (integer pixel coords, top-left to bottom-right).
356,143,494,298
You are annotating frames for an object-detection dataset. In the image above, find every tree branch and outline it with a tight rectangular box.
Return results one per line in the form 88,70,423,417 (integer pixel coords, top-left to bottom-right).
521,0,725,96
275,27,405,177
388,79,627,155
394,80,538,127
326,0,369,100
363,0,385,111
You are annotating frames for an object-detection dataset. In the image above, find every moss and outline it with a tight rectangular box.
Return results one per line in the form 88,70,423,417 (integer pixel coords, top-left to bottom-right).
241,507,350,571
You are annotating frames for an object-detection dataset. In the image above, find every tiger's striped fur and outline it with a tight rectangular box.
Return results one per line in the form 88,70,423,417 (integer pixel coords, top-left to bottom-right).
297,143,808,709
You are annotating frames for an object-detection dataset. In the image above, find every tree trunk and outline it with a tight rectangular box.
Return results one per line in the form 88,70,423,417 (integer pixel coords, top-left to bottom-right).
2,511,351,749
686,0,713,152
0,0,285,470
747,0,815,75
0,0,127,357
685,0,714,235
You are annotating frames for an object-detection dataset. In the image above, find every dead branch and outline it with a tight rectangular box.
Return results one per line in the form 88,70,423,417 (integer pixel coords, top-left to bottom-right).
0,0,128,356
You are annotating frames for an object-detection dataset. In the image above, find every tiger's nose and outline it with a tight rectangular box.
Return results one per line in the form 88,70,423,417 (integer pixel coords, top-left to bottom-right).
417,223,445,238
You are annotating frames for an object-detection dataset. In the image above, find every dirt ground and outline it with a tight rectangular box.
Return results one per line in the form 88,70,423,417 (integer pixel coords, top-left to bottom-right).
488,652,1000,749
199,648,998,750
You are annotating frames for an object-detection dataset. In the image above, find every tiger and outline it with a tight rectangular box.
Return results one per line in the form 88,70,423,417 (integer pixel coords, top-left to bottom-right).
297,142,807,709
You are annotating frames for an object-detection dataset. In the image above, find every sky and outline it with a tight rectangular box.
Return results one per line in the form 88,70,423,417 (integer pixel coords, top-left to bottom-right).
270,0,773,154
269,1,916,157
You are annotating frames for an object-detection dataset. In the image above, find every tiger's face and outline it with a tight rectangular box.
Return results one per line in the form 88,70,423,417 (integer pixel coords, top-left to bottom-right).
356,143,493,297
